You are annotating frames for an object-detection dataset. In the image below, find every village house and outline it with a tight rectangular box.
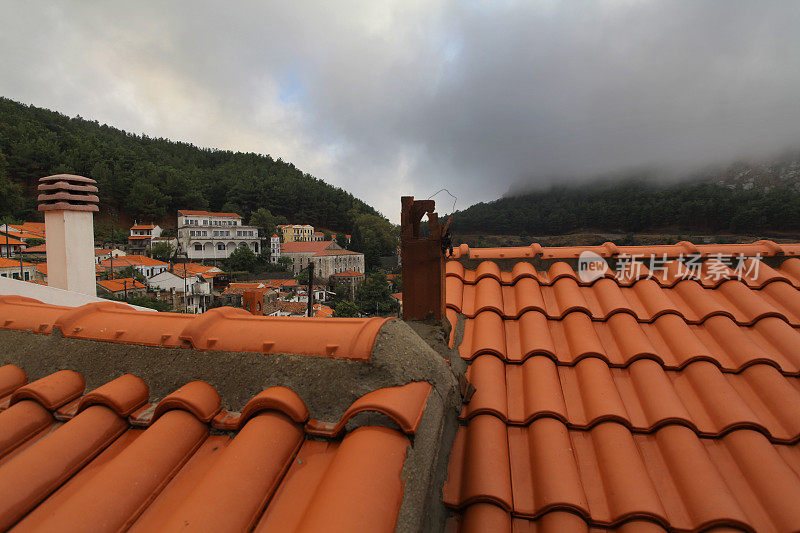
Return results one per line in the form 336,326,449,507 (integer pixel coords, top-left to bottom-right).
329,270,365,299
279,240,364,280
96,277,147,298
177,210,259,260
97,254,169,280
277,224,314,243
148,267,213,314
94,248,126,265
0,257,36,281
128,223,162,254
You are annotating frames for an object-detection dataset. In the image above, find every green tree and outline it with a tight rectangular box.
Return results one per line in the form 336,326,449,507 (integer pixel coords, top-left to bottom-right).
355,271,396,316
127,180,168,221
350,214,399,270
24,237,45,247
250,208,278,238
150,241,175,262
333,300,360,317
227,245,258,272
335,233,349,249
277,256,293,271
296,267,310,285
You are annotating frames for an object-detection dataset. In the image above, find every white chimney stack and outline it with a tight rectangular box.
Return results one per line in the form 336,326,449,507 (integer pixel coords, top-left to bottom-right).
38,174,99,297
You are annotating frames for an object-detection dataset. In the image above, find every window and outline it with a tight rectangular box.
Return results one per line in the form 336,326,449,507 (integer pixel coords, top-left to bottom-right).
218,243,226,251
194,243,202,251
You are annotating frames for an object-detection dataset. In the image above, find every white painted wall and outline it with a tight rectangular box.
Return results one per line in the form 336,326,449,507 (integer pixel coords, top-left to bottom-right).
45,210,97,297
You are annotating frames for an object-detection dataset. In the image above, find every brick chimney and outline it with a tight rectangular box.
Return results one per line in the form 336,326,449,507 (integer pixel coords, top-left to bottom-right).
400,196,446,320
37,174,99,296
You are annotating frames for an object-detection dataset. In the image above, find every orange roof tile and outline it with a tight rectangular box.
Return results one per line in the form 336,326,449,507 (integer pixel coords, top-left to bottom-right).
0,258,34,268
97,278,146,293
127,235,154,240
313,249,361,257
280,241,337,253
449,239,800,260
222,280,297,295
330,270,364,277
130,224,156,230
391,292,402,301
313,304,334,318
178,210,242,218
0,235,25,246
99,255,168,268
34,263,47,275
277,301,307,315
0,296,389,360
23,243,47,253
0,366,423,531
443,249,800,531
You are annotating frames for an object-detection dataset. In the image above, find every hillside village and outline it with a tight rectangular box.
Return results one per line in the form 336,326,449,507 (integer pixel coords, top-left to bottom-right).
0,207,400,317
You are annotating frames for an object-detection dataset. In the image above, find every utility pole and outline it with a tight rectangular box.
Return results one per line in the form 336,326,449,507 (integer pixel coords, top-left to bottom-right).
307,261,314,318
109,253,114,279
123,279,128,301
183,257,188,313
18,245,24,280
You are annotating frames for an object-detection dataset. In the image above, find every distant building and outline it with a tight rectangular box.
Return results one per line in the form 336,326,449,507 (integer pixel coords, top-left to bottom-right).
96,277,147,298
177,210,259,260
279,241,365,280
277,224,314,243
270,234,281,263
94,248,126,265
98,254,169,280
0,258,36,281
329,270,365,299
128,224,162,254
148,267,213,313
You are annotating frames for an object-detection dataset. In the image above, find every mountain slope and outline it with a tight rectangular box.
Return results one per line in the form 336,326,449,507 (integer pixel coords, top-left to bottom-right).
0,97,379,230
452,165,800,236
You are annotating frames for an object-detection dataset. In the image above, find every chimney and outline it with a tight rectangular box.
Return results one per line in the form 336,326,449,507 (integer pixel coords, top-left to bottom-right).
37,174,99,296
400,196,446,320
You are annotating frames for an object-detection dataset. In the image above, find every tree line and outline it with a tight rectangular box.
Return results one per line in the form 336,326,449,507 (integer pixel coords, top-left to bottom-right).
0,97,380,232
451,179,800,236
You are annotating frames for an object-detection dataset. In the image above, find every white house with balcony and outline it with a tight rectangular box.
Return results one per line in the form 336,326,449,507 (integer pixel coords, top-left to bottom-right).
128,224,162,253
177,210,260,260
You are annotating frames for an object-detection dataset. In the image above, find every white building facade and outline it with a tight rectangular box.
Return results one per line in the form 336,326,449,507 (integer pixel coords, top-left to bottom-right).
177,210,260,261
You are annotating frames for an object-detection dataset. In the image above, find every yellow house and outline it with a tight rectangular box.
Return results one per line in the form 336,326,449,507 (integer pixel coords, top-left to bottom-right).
277,224,314,242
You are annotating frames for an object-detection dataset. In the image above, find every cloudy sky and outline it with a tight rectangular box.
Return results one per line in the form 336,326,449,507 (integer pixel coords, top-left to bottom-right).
1,1,799,221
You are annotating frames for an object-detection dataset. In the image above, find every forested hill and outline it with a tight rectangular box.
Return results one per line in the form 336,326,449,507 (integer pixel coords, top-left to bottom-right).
0,97,379,230
451,177,800,236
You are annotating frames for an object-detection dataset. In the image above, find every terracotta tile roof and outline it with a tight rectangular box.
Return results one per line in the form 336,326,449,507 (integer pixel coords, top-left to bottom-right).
0,296,389,360
222,280,297,295
130,224,156,230
24,243,47,253
10,222,46,235
0,235,24,246
34,263,46,275
313,304,334,318
330,270,364,277
280,241,337,253
178,210,242,218
0,258,34,268
313,249,361,257
277,301,307,315
449,240,800,260
97,278,146,293
128,235,154,240
99,255,168,268
0,365,430,531
172,263,222,279
443,252,800,532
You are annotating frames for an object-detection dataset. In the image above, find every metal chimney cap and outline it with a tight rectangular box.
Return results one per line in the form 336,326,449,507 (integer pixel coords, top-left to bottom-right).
37,174,99,212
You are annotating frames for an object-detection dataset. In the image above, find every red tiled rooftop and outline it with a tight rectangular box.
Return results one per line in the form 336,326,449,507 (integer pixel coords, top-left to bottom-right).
130,224,156,230
0,236,25,247
443,250,800,532
449,240,800,260
0,366,430,531
0,296,389,360
222,280,297,295
178,210,242,218
127,235,154,240
97,278,146,293
99,255,168,268
313,249,361,257
280,241,337,253
22,243,47,253
0,258,34,268
330,270,364,277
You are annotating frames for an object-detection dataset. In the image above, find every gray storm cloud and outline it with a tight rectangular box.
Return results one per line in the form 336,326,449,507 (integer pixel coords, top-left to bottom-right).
1,1,799,220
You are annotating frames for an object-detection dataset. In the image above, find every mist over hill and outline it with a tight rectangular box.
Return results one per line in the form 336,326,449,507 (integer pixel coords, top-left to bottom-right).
451,151,800,236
